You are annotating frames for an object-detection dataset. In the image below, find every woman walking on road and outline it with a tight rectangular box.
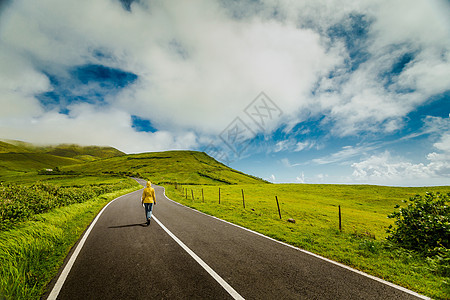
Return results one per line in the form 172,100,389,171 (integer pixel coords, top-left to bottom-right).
141,181,156,225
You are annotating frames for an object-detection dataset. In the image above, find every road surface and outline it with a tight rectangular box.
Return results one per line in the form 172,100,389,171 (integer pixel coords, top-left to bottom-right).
45,180,427,299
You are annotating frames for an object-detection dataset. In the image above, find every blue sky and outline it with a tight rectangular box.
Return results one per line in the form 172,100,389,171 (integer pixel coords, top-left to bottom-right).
0,0,449,186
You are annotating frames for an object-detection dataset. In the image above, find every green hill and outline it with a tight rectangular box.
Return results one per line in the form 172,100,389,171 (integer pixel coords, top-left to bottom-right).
44,144,124,160
0,152,81,176
0,140,124,159
64,150,268,185
0,141,30,153
0,139,39,152
0,140,266,185
0,140,125,180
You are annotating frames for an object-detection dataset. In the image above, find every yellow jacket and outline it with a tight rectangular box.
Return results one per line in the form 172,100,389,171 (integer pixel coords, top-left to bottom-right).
141,181,156,204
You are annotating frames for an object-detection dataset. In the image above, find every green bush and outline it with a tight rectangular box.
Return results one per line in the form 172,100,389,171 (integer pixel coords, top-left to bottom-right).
387,192,449,256
0,180,136,231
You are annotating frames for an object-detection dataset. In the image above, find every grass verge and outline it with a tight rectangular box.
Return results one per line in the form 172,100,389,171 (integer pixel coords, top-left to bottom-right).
166,183,450,299
0,185,141,300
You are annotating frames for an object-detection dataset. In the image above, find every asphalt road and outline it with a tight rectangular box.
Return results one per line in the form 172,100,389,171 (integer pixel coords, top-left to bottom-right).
45,180,428,299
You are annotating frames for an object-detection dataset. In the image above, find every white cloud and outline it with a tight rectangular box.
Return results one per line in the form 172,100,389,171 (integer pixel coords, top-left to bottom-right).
352,151,429,179
370,0,450,51
315,173,328,182
352,141,450,185
313,144,378,165
0,103,197,153
281,158,290,168
0,0,449,153
296,172,305,183
302,0,450,136
0,0,344,149
399,115,450,142
295,140,316,152
281,158,302,168
267,174,276,183
274,140,290,153
433,132,450,152
274,139,316,153
337,115,450,185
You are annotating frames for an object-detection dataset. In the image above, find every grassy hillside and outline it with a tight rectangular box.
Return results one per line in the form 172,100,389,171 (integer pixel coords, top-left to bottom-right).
0,140,265,185
64,150,268,185
0,141,31,153
0,153,81,174
0,140,126,182
0,140,124,159
0,140,36,152
42,144,124,159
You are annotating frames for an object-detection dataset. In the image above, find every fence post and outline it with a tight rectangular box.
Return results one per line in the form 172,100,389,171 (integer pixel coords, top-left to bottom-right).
202,188,204,202
339,205,342,232
191,189,194,201
219,187,221,204
275,196,282,219
242,189,245,209
185,188,187,199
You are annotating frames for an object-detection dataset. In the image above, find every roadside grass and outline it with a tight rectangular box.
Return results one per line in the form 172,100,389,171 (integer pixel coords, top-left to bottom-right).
0,186,141,300
1,175,140,231
165,183,450,299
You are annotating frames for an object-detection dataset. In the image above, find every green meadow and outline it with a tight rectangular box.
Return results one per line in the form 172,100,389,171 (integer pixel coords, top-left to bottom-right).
166,183,450,299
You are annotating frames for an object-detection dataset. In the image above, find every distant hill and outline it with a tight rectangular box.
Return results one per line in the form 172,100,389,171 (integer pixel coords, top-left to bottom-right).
0,139,42,152
1,139,124,159
64,150,268,185
0,141,30,153
0,139,125,178
0,152,81,174
43,144,124,160
0,140,267,185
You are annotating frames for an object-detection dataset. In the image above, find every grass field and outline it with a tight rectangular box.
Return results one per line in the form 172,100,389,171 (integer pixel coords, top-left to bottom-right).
165,183,450,299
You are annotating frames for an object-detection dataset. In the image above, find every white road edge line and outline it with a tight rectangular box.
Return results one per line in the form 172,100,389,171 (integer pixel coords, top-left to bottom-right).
46,193,130,300
161,187,429,300
152,215,245,300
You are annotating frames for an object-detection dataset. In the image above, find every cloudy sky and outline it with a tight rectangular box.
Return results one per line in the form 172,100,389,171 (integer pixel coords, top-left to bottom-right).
0,0,449,186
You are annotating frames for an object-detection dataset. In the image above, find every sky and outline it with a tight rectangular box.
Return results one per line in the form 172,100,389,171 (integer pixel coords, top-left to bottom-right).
0,0,449,186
